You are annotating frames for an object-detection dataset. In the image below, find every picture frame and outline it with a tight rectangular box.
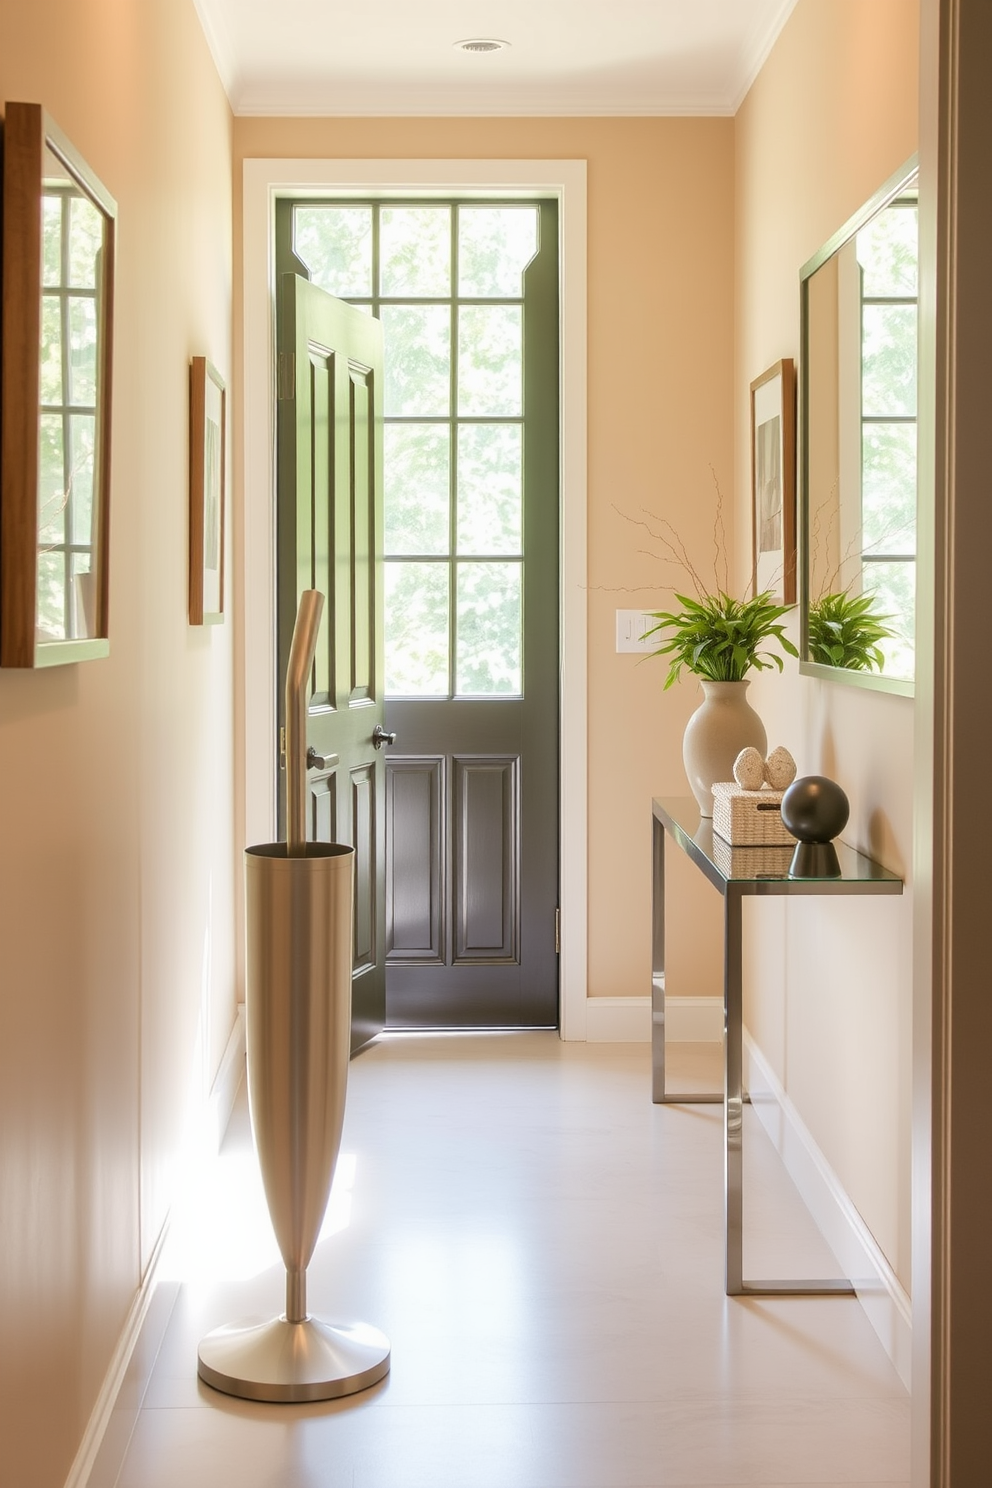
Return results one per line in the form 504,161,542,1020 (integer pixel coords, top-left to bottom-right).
750,358,796,605
1,102,116,667
189,357,226,625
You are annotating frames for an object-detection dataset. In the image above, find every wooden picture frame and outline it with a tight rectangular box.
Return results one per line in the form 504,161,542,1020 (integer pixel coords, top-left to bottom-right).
188,357,226,625
1,102,116,667
750,358,796,605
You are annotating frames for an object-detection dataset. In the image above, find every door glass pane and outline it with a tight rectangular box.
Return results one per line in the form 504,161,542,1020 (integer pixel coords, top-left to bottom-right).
862,304,917,417
37,550,66,641
862,423,916,556
385,424,450,556
69,414,97,546
385,561,449,695
456,561,522,695
39,414,66,545
68,296,98,405
68,195,102,287
458,306,521,416
381,206,451,297
71,552,96,638
42,197,62,286
457,424,522,555
294,205,373,298
382,304,450,416
459,207,538,297
40,296,63,405
858,204,918,297
863,561,915,680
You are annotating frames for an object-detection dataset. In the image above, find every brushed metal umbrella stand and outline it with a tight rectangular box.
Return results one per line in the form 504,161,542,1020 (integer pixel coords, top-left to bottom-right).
197,590,391,1402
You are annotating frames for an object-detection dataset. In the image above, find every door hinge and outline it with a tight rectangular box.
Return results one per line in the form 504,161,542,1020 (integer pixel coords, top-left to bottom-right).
279,726,286,769
277,351,295,401
555,907,561,955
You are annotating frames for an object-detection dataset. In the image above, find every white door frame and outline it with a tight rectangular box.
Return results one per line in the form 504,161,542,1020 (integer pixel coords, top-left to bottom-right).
241,158,589,1038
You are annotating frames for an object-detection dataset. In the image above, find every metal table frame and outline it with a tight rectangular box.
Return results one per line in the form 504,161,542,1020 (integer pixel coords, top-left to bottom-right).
652,797,903,1298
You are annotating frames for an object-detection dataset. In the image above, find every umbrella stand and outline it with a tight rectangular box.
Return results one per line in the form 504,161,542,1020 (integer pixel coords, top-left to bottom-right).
197,590,390,1402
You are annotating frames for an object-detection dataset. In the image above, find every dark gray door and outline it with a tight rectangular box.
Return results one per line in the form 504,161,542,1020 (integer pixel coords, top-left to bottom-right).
275,198,560,1030
276,272,387,1052
383,202,560,1027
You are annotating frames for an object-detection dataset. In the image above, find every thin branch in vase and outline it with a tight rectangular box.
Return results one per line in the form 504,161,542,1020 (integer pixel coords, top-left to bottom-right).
709,466,729,594
636,509,709,600
610,502,708,601
584,582,678,595
808,482,838,599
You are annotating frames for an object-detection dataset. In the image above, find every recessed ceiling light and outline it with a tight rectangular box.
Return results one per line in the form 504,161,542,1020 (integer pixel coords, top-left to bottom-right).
453,38,510,54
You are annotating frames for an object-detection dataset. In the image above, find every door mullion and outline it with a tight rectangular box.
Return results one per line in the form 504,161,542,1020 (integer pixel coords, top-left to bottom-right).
449,206,459,702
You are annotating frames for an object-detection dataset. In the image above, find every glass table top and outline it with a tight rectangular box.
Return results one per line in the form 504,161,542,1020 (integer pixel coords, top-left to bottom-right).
653,796,903,896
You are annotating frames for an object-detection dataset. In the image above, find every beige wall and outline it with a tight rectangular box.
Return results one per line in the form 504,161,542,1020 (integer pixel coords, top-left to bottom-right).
734,0,919,1288
0,8,923,1480
232,114,735,1007
0,4,234,1484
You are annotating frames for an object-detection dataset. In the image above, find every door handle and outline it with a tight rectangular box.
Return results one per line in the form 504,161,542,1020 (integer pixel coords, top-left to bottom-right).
372,724,397,750
306,745,339,771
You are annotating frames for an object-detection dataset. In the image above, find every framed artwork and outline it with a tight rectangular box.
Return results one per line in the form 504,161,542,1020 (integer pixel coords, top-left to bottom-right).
750,358,796,605
189,357,226,625
1,103,116,667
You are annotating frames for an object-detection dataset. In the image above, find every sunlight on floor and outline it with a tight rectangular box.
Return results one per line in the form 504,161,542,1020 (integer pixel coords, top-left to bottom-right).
107,1034,910,1488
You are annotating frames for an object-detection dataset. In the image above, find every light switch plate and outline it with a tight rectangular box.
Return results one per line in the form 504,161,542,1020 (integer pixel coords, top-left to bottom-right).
616,609,657,653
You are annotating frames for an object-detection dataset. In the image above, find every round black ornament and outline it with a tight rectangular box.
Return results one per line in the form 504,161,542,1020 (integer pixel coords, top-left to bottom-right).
781,775,850,877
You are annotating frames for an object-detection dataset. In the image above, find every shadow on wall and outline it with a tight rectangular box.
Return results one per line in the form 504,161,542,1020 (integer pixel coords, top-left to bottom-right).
867,806,905,879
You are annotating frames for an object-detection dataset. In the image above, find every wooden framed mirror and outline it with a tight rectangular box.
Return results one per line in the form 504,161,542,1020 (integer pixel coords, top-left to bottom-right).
799,156,918,696
1,102,116,667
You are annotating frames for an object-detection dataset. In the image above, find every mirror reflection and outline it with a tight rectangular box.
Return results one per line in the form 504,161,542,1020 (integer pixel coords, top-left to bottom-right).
800,160,918,692
37,144,107,644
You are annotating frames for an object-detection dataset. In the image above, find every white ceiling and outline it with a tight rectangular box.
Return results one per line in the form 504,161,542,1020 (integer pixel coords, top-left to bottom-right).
192,0,798,117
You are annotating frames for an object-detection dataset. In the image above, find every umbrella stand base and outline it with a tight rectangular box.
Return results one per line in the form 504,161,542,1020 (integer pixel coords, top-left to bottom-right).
197,1315,390,1403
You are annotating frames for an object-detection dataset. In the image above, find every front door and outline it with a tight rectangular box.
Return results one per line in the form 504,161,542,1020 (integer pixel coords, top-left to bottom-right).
276,198,560,1030
276,272,387,1051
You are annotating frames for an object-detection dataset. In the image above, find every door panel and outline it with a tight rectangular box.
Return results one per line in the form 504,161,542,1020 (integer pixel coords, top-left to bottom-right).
309,769,336,843
277,272,386,1052
453,758,518,962
309,351,335,708
349,366,374,701
350,762,376,973
386,759,444,963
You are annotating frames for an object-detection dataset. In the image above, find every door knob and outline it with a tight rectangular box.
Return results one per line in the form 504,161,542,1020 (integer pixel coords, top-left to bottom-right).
372,724,397,750
306,745,339,771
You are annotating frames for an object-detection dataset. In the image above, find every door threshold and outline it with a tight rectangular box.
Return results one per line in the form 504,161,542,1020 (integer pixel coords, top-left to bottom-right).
378,1025,558,1038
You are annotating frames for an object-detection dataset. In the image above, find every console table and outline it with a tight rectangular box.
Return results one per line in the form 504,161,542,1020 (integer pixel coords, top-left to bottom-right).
652,796,902,1298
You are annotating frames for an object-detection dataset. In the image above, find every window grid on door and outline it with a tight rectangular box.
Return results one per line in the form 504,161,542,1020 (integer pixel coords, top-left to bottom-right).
291,201,540,700
38,182,102,642
858,195,918,679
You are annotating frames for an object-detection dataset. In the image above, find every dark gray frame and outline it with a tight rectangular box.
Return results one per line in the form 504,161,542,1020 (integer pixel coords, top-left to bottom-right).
798,154,918,698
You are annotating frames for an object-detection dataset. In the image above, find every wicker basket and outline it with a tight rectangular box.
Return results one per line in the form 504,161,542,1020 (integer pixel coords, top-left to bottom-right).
710,834,795,879
711,781,795,846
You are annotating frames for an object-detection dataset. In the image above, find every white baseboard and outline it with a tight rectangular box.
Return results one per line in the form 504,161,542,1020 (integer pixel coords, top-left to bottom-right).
63,1222,176,1488
744,1032,912,1389
665,995,723,1042
583,995,722,1043
584,996,650,1041
65,1008,246,1488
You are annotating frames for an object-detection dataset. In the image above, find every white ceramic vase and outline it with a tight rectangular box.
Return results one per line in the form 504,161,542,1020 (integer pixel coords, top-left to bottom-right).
682,679,767,817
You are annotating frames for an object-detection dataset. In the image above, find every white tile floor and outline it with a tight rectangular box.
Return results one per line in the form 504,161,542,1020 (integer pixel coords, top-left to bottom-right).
107,1034,909,1488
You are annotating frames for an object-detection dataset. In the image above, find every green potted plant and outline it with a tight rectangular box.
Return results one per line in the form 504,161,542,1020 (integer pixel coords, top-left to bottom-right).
643,590,798,689
643,590,798,817
807,590,895,671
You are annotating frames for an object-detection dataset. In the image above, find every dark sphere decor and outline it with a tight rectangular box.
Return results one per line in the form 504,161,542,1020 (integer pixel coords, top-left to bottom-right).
781,776,850,844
